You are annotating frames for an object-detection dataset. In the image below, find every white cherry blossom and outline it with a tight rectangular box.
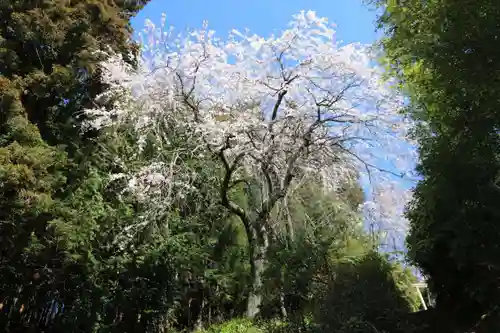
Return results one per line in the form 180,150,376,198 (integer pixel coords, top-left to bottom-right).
84,10,417,317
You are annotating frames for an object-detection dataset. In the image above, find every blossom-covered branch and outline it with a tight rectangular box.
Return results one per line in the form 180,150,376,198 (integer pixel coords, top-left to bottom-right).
83,11,416,314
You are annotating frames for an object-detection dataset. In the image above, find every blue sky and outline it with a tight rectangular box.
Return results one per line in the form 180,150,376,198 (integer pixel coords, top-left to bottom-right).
131,0,382,45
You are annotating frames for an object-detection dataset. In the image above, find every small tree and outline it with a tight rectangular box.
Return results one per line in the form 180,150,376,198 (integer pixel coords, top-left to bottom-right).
84,10,414,318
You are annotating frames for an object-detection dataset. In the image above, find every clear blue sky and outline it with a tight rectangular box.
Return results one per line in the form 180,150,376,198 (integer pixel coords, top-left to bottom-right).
131,0,382,45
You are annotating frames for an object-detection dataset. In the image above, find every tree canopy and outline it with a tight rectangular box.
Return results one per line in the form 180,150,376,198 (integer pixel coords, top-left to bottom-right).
373,0,500,331
0,0,150,331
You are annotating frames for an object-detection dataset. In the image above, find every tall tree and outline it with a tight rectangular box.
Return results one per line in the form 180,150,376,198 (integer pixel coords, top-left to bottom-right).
83,10,413,318
372,0,500,330
0,0,149,330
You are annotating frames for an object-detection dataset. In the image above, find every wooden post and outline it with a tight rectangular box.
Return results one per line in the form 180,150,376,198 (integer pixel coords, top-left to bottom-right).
413,282,428,310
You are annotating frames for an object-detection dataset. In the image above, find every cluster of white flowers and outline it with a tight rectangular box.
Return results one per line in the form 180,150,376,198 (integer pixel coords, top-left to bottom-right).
362,180,414,252
84,10,416,244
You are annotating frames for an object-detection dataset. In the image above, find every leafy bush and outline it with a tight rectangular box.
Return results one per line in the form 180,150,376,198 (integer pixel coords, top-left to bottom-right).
201,318,314,333
197,318,264,333
314,251,417,333
338,317,383,333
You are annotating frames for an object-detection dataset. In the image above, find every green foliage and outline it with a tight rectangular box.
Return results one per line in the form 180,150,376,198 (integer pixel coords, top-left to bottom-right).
259,178,368,317
0,0,147,147
314,251,417,333
373,0,500,329
0,0,151,331
197,318,264,333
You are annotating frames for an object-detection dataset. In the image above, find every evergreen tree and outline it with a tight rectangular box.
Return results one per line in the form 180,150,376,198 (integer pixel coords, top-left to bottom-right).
0,0,149,330
1,0,148,147
372,0,500,331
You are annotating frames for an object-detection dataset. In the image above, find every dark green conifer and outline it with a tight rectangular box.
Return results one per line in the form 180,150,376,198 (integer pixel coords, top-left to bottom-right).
0,1,148,330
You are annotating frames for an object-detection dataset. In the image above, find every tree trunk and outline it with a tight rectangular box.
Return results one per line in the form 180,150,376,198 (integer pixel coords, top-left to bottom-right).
246,224,269,319
194,294,204,331
279,268,288,319
279,200,293,319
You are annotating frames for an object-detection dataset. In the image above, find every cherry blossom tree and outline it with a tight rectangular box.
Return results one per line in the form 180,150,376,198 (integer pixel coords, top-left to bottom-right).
83,10,415,318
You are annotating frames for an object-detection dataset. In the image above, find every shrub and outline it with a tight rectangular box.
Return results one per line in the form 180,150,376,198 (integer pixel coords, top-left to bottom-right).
197,318,264,333
314,251,417,333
